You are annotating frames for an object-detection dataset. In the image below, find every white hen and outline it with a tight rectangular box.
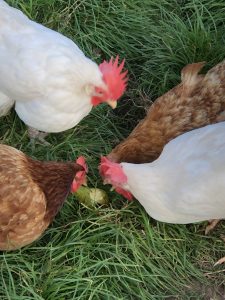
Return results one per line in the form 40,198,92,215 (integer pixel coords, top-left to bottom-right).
100,122,225,224
0,0,127,141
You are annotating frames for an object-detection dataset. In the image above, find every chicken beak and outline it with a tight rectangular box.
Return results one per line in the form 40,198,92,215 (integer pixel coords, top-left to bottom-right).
82,177,88,186
106,99,117,109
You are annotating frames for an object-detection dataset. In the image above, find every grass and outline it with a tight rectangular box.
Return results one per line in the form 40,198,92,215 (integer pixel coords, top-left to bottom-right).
1,0,225,298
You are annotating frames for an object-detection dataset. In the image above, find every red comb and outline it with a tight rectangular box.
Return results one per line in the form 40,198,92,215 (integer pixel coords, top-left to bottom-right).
99,55,128,100
76,156,88,172
99,156,127,183
115,187,133,201
71,156,88,192
99,156,133,201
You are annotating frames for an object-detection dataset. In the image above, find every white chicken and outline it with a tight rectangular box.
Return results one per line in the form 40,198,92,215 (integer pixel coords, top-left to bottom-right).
0,0,127,143
100,122,225,223
100,122,225,264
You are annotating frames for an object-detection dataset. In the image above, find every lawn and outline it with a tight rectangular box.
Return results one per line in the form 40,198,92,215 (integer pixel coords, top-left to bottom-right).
1,0,225,299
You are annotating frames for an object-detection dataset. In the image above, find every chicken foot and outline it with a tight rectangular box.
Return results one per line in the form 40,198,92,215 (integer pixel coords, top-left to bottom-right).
203,219,225,266
214,256,225,266
204,220,225,266
214,236,225,266
28,127,50,147
205,219,220,235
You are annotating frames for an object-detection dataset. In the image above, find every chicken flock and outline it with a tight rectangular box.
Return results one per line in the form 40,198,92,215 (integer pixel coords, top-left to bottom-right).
0,0,225,265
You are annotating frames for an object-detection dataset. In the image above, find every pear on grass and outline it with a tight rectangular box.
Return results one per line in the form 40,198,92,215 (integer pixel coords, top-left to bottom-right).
74,186,109,207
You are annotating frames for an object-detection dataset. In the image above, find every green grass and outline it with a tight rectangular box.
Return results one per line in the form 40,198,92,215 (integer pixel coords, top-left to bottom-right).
1,0,225,299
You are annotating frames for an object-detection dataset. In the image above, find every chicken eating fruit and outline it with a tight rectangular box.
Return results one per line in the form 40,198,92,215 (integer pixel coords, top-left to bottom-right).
100,122,225,265
106,60,225,234
0,144,87,250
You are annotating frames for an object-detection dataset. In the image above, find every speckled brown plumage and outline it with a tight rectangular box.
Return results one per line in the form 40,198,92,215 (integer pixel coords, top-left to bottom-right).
108,61,225,163
0,145,83,250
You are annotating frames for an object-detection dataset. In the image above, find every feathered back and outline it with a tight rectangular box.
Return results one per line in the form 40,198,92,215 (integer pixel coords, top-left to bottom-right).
121,122,225,224
157,121,225,166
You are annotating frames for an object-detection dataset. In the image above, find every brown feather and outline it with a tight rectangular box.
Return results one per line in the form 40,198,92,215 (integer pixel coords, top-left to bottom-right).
0,144,83,250
108,60,225,163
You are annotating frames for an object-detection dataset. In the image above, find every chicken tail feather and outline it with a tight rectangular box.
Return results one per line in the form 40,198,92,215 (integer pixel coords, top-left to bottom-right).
181,62,205,96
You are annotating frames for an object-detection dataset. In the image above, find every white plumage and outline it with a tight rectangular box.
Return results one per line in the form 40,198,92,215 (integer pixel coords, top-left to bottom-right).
118,122,225,224
0,91,14,116
0,0,107,132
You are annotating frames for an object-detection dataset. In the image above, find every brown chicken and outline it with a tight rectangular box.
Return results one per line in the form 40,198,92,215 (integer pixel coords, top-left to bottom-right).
0,144,87,250
108,61,225,164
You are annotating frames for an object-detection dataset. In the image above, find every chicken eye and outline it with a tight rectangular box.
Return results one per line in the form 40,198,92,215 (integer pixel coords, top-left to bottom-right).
94,88,104,97
98,91,104,96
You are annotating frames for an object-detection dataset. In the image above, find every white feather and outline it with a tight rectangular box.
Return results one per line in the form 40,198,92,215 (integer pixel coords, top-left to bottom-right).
121,122,225,224
0,91,14,116
0,0,105,132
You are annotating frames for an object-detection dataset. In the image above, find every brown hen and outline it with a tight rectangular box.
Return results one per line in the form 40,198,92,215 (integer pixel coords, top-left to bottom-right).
108,61,225,163
0,144,86,250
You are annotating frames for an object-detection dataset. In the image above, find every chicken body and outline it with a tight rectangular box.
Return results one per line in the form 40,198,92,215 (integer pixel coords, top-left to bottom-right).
0,0,106,132
0,144,83,250
109,61,225,163
111,122,225,223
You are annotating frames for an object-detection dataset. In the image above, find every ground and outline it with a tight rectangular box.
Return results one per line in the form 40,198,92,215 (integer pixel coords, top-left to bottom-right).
1,0,225,299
